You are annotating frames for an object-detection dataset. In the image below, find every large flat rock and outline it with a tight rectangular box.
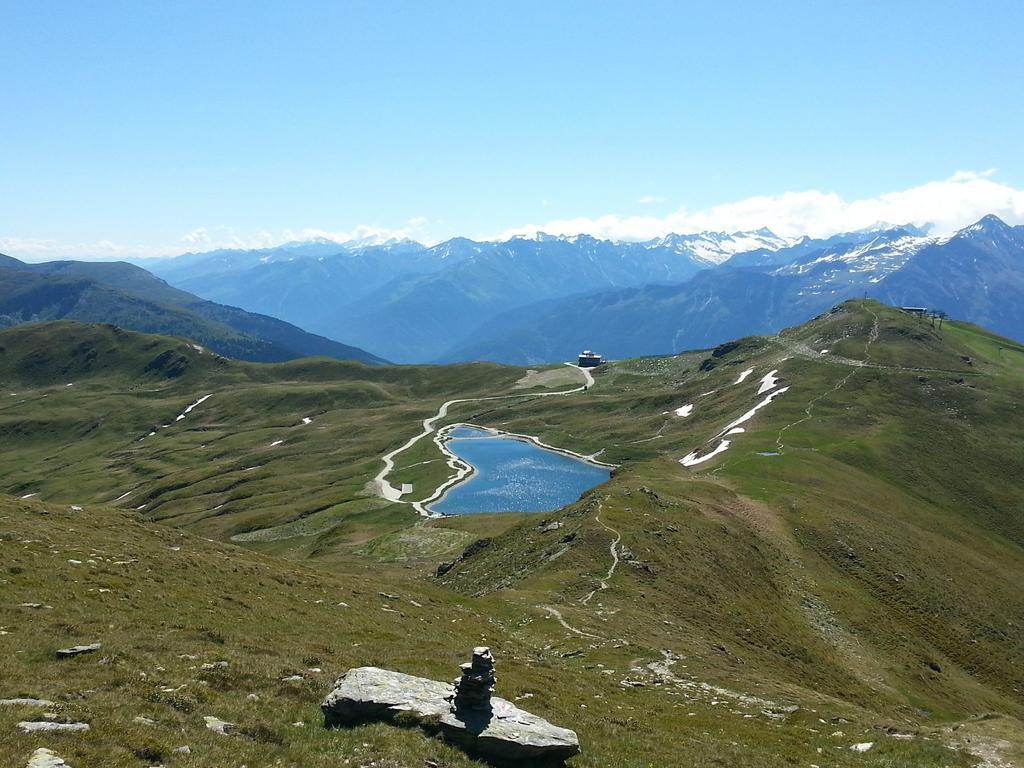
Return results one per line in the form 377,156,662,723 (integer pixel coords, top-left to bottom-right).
322,666,580,764
322,667,452,724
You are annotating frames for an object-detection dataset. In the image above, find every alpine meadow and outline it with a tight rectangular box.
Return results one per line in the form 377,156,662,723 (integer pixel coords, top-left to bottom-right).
2,3,1023,767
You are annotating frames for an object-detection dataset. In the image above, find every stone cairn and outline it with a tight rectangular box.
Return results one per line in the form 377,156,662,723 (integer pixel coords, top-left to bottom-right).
448,646,496,712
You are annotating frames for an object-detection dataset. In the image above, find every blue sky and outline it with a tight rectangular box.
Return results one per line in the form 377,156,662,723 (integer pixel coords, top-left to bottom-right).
2,0,1023,258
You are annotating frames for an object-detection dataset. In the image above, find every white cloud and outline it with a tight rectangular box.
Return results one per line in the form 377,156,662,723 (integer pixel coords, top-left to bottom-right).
0,236,174,261
4,172,1023,262
494,171,1024,241
1,218,433,262
636,195,665,205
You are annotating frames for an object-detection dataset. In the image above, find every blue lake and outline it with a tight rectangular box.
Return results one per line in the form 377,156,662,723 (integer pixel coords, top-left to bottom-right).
429,426,610,515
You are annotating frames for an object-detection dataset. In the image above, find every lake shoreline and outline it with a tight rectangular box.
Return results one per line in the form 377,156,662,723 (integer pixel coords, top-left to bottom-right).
424,422,616,516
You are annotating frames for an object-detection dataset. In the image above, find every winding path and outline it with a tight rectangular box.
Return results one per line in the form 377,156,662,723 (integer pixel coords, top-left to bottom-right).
775,306,879,454
542,605,603,639
581,501,621,606
374,364,596,516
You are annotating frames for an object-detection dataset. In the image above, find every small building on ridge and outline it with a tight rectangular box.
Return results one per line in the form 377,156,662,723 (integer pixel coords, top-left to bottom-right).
578,350,603,367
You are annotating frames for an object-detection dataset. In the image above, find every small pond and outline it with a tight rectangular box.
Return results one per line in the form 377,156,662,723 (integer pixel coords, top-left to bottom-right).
428,426,610,515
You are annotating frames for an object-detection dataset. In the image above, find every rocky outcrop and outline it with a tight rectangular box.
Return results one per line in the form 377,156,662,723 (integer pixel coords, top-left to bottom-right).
322,652,579,765
436,538,492,578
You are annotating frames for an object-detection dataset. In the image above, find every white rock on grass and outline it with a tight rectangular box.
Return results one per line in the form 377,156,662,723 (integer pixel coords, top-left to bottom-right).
0,698,54,707
17,721,90,733
204,715,235,735
849,742,875,752
27,748,71,768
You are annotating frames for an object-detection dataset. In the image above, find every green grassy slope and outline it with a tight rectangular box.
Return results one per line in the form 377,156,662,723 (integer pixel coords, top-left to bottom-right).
0,493,990,768
435,302,1024,760
0,321,516,551
2,303,1023,766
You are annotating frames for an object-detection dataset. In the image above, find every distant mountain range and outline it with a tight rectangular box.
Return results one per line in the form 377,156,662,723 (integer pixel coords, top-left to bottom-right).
0,255,385,364
146,227,797,362
144,216,1023,364
4,216,1020,365
450,216,1024,363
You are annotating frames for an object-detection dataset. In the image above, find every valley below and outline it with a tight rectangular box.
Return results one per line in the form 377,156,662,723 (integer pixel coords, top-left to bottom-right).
2,301,1023,767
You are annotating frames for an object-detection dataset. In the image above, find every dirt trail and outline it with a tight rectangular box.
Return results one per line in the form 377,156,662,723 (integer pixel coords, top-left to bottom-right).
775,306,879,454
542,605,603,639
581,501,621,606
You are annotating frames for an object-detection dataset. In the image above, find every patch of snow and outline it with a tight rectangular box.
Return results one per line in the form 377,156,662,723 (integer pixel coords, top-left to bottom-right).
849,742,874,752
301,417,312,425
674,404,694,417
819,349,829,355
175,393,212,421
757,370,779,394
734,368,754,384
680,439,731,467
112,490,132,502
725,427,745,435
19,493,37,500
774,233,933,281
647,229,791,266
716,386,790,436
270,440,284,447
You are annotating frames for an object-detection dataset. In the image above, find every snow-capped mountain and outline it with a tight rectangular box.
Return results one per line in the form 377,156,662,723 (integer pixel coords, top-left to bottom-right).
773,228,937,288
644,228,792,266
150,230,733,361
145,216,1022,364
446,216,1024,364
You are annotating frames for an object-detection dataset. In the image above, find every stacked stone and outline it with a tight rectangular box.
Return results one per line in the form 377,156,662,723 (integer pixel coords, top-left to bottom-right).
450,646,496,711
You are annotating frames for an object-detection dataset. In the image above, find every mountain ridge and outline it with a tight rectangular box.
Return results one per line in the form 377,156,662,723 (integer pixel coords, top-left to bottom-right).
0,255,386,364
446,216,1024,364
